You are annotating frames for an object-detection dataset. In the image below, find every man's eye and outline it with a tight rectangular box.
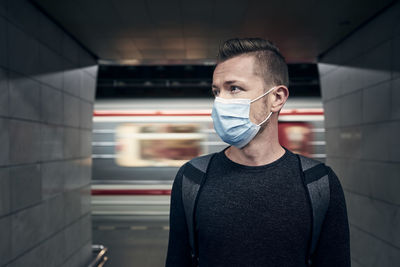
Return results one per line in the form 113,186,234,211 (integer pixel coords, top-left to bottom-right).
212,89,219,96
230,86,241,93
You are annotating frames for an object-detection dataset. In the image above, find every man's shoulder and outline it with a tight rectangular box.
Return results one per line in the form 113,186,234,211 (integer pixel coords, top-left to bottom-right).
175,153,217,178
296,153,326,170
186,153,216,170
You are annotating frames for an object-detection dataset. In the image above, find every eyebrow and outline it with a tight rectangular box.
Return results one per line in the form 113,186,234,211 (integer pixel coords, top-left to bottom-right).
212,80,239,89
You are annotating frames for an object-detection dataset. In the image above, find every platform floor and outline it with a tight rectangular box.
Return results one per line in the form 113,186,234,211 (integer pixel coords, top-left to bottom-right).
92,215,169,267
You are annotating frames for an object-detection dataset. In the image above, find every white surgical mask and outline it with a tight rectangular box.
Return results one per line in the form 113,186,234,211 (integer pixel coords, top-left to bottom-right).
211,87,276,148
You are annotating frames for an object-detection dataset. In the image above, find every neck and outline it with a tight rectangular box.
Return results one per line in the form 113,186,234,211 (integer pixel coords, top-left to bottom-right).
225,119,285,166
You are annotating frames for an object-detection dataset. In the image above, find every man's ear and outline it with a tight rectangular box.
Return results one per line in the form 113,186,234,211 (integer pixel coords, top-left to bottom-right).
270,86,289,112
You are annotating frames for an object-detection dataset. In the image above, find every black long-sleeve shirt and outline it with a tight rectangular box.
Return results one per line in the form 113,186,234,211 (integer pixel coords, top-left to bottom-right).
166,148,350,267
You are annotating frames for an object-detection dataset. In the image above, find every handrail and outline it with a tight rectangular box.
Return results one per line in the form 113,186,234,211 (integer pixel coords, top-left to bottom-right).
88,245,108,267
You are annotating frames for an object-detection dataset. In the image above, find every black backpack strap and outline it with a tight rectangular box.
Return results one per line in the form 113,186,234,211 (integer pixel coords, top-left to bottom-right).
298,154,330,266
182,153,215,266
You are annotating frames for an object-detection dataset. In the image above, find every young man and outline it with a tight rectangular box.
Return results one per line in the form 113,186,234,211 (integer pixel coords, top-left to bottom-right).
166,38,350,267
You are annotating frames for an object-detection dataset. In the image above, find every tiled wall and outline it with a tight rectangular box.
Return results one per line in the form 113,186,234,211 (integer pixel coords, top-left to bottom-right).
0,0,98,266
318,2,400,267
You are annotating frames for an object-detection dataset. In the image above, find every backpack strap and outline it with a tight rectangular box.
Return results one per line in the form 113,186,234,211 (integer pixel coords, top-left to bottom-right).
182,153,215,266
298,154,330,266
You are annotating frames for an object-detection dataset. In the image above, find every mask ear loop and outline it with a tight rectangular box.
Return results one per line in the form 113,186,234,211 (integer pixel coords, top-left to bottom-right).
250,86,276,103
250,86,276,126
257,112,273,126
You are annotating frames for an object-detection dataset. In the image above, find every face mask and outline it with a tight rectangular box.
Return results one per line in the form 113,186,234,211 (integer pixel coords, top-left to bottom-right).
211,87,276,148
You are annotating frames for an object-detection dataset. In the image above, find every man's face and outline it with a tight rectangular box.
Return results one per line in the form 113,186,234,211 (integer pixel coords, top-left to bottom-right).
212,55,272,126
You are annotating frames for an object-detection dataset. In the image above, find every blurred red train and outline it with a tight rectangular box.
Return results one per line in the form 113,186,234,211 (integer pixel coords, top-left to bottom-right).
91,98,325,183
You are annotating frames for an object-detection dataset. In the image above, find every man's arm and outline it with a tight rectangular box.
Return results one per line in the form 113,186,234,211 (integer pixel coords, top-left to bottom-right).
165,165,193,266
312,167,351,266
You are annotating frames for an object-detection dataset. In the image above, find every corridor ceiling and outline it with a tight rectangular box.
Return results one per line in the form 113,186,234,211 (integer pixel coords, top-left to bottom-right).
32,0,394,64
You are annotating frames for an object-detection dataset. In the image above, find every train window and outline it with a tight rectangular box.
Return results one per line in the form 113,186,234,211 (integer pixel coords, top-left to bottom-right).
115,123,206,167
278,122,313,156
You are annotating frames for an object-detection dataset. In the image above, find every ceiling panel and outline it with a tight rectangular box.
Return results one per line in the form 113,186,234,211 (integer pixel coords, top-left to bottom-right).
146,0,181,26
111,0,151,26
32,0,395,63
165,49,186,59
160,38,185,49
133,38,161,49
140,49,165,59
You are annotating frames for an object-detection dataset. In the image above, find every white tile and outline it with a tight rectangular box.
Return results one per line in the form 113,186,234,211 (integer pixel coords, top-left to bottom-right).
0,216,11,266
323,98,340,129
338,126,362,159
363,82,391,123
41,161,65,199
80,101,93,129
64,127,80,159
63,94,80,127
9,242,43,267
0,67,9,116
325,128,340,157
347,193,400,253
81,157,92,185
330,35,361,65
11,203,45,258
0,16,6,68
41,231,66,267
80,130,92,158
80,73,96,102
361,122,391,162
327,158,361,194
340,91,362,127
64,159,82,190
41,84,63,124
43,195,64,236
8,23,40,77
0,167,10,216
391,77,400,120
64,216,81,257
38,14,63,55
62,34,79,65
358,41,391,85
63,64,81,97
60,248,81,267
359,161,400,206
340,41,391,96
37,43,64,90
395,2,400,37
349,225,400,267
318,66,341,101
7,0,39,38
0,118,9,166
9,119,41,164
343,4,398,58
41,124,63,161
393,36,400,79
9,71,41,121
80,186,91,217
10,164,41,211
351,259,363,267
80,213,92,242
388,121,400,162
335,64,365,96
81,65,98,78
79,241,93,267
63,190,81,225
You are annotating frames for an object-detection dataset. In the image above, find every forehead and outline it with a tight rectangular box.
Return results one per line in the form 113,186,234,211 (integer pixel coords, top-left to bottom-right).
213,55,258,83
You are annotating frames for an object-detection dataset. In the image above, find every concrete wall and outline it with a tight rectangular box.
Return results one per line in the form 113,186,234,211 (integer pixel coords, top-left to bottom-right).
0,0,97,266
318,2,400,267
